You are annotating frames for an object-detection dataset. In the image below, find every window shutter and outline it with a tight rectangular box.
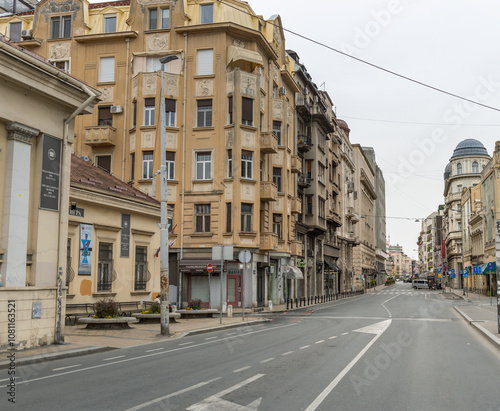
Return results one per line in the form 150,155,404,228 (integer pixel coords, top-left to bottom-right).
196,49,213,75
165,98,176,112
99,57,115,82
144,98,155,107
242,98,253,122
165,151,175,161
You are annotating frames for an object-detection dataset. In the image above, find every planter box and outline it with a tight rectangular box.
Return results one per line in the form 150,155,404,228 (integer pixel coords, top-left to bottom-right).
176,309,219,318
133,313,181,323
77,317,138,329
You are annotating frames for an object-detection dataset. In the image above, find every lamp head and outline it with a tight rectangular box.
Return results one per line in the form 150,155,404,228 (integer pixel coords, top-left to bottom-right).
160,55,179,65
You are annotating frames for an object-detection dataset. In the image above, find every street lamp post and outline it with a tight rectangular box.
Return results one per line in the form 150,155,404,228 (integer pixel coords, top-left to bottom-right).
159,55,178,336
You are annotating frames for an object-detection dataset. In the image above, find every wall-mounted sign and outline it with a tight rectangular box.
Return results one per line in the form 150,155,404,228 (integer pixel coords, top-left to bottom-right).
40,134,61,211
79,224,93,275
69,206,85,217
121,213,130,258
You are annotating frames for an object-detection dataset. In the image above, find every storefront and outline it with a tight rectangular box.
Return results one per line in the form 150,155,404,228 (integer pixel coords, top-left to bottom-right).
179,259,221,309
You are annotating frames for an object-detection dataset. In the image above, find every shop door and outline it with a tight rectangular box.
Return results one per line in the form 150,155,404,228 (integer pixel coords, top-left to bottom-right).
227,274,242,307
257,270,265,307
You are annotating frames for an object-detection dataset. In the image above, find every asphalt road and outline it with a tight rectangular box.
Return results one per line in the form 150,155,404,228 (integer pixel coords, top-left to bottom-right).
6,283,500,410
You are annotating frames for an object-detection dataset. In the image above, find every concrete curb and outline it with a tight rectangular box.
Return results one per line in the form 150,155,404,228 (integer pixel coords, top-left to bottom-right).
181,319,271,337
0,346,114,370
454,307,500,349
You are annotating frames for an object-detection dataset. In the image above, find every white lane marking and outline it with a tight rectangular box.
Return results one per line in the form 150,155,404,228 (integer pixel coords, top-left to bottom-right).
300,345,311,349
260,357,275,363
0,378,16,382
381,295,399,318
282,351,294,356
315,340,325,344
52,364,82,371
124,377,221,411
145,348,163,352
205,336,217,340
103,355,125,361
226,332,236,336
305,320,392,411
16,322,297,386
179,342,194,346
234,366,252,373
341,332,348,336
187,374,264,411
328,336,337,340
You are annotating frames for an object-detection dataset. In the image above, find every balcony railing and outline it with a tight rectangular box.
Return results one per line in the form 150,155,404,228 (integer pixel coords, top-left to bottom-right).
291,155,302,173
297,173,312,188
296,96,311,116
260,232,278,251
327,210,341,226
260,132,278,154
84,125,116,146
297,135,313,152
260,181,278,201
291,197,302,214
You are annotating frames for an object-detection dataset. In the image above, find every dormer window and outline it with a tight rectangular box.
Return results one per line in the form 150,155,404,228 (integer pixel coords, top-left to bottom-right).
457,163,462,175
51,15,72,39
201,4,214,24
104,14,116,33
472,161,478,173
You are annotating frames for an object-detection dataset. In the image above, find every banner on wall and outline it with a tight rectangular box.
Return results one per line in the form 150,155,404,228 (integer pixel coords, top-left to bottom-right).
79,224,93,275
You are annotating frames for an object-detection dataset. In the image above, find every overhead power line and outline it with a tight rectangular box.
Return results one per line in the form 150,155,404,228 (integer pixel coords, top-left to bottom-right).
219,0,500,113
341,116,500,127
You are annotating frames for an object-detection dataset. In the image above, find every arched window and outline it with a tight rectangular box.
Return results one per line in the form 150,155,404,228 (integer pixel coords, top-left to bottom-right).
457,163,462,175
472,161,478,173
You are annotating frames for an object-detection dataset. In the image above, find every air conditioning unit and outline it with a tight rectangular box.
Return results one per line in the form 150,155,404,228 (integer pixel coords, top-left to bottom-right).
21,30,32,39
110,105,123,114
279,87,286,96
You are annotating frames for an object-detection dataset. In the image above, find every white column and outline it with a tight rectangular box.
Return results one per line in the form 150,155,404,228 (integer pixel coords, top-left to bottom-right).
2,122,39,287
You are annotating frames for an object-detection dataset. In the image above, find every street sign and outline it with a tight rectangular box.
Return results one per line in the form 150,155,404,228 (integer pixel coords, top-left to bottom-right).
238,250,251,264
450,272,456,279
450,269,455,274
487,262,494,271
297,258,306,268
207,263,213,272
473,266,482,274
462,268,469,278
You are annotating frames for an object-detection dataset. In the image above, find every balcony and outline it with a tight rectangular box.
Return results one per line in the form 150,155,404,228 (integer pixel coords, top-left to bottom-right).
290,240,303,256
291,155,302,173
311,104,335,133
84,125,116,147
260,232,278,251
296,95,311,117
291,197,302,214
297,135,313,152
260,132,278,154
331,181,340,195
327,210,341,226
297,173,312,188
260,181,278,201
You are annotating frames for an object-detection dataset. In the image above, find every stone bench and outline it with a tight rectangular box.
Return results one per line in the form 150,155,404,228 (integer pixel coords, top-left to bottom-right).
77,317,138,329
133,313,181,323
176,309,219,318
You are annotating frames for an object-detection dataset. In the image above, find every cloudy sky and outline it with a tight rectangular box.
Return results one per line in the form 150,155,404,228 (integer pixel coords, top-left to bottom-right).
246,0,500,259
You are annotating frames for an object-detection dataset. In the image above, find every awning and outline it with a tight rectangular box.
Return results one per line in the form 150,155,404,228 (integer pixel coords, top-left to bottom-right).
286,266,304,280
324,260,342,272
227,45,264,67
179,259,221,273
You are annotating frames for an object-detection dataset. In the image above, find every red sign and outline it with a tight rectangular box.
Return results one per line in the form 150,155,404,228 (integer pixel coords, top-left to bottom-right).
207,263,213,272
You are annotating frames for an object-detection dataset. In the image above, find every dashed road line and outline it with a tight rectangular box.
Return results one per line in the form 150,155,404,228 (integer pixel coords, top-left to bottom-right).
300,345,311,349
145,348,163,352
341,332,349,336
328,336,337,340
205,336,217,340
52,364,81,371
179,342,194,346
315,340,325,344
233,366,252,373
103,355,125,361
260,357,275,363
282,351,294,356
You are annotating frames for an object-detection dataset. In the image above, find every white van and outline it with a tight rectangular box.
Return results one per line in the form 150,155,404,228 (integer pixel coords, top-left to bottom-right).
413,279,428,289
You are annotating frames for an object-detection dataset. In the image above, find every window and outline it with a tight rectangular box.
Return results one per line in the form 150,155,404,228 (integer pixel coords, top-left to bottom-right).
52,60,70,72
306,160,313,179
148,9,157,30
135,246,148,291
104,14,116,33
9,22,21,42
318,197,326,219
259,66,264,89
195,204,211,232
307,196,313,214
241,203,253,232
144,98,155,126
196,152,212,180
99,56,115,82
273,83,278,98
472,161,478,173
168,206,174,232
98,106,112,126
97,243,113,291
130,153,135,180
96,155,111,173
260,160,264,182
457,163,462,175
142,151,154,179
51,15,71,39
273,167,282,192
165,151,175,180
242,150,253,179
228,96,233,124
196,49,213,75
132,101,137,128
197,99,213,127
161,8,170,28
226,203,232,232
273,121,282,145
165,99,176,126
200,3,214,24
318,131,325,152
242,97,253,126
147,57,161,72
227,149,233,178
457,184,462,193
260,113,264,132
318,163,325,185
273,214,282,240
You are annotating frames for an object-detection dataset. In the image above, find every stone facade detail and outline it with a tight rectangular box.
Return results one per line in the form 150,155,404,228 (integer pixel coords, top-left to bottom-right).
6,121,39,145
165,132,177,149
132,76,138,100
41,0,80,22
241,130,255,149
240,72,257,97
196,79,213,96
146,33,169,52
143,73,157,95
98,86,113,103
273,99,284,120
241,183,255,201
49,42,70,60
164,73,179,97
226,72,234,94
225,129,235,148
141,131,155,148
130,132,136,151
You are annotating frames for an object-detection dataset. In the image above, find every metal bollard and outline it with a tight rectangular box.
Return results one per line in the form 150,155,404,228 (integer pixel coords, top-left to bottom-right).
286,298,289,310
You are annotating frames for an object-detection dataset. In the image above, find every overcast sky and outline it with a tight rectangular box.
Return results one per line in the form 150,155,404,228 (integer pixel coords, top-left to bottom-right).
246,0,500,259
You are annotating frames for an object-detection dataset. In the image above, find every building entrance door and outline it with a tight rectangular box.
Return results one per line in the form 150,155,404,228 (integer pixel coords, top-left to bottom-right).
227,274,242,307
257,269,265,307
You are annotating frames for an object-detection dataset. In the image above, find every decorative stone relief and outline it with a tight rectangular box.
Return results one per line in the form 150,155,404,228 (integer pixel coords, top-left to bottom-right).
146,33,169,52
240,72,256,97
273,99,284,120
132,77,138,100
167,185,176,198
130,132,136,151
273,150,283,165
273,64,279,83
41,0,80,22
260,91,265,112
225,183,233,201
241,184,255,201
165,132,177,149
241,130,255,149
98,86,113,103
137,0,178,13
232,38,246,48
196,79,213,96
143,73,157,95
141,131,155,148
225,129,235,148
164,74,179,96
6,121,39,144
73,27,84,36
49,42,70,60
273,196,283,212
226,72,234,94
